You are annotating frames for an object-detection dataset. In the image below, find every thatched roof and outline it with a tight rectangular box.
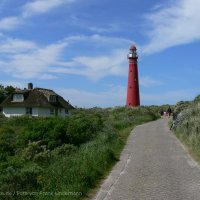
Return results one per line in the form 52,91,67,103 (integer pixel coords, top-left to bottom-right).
0,88,74,109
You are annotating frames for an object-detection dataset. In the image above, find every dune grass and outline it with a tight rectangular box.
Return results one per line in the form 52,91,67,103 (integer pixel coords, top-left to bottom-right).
171,96,200,164
0,107,159,200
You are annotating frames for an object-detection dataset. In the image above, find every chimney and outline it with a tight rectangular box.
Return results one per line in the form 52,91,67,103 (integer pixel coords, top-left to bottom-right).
28,83,33,90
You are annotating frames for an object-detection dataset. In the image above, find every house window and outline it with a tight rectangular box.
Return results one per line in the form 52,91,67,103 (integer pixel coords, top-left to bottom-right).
49,95,57,102
13,94,24,102
50,108,54,115
26,107,32,115
65,109,69,114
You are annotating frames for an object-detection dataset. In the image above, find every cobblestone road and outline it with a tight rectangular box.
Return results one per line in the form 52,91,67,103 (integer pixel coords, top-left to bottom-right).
93,119,200,200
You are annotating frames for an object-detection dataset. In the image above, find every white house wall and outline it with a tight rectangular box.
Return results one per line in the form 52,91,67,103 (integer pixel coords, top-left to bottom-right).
32,108,38,117
37,108,67,117
3,107,26,117
59,108,66,117
3,107,67,117
37,108,50,116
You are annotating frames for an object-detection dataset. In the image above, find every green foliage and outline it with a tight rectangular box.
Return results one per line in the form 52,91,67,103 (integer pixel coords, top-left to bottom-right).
0,84,15,104
4,86,15,95
171,94,200,162
144,104,174,114
0,106,159,199
0,84,6,103
0,127,16,161
174,100,191,114
66,114,103,146
0,83,15,115
194,94,200,103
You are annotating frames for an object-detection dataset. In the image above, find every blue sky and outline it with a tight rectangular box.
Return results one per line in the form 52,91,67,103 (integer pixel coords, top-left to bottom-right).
0,0,200,107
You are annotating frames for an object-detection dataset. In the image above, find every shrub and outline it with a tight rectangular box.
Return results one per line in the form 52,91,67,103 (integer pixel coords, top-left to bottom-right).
171,94,200,162
0,127,16,160
0,106,159,200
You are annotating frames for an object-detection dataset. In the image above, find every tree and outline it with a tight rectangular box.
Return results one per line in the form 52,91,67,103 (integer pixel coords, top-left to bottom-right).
0,84,6,103
194,95,200,103
0,85,15,104
5,85,15,95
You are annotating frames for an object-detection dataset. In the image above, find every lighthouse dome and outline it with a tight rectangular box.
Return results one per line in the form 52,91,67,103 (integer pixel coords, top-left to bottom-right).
129,45,137,50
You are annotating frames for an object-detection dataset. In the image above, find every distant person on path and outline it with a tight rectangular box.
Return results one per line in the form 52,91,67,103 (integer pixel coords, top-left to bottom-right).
160,110,164,117
167,106,172,118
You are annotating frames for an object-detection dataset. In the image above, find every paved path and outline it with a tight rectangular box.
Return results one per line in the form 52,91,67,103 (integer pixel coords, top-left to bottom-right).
93,119,200,200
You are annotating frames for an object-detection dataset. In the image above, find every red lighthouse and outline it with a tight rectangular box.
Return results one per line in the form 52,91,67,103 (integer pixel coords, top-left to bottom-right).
126,45,140,107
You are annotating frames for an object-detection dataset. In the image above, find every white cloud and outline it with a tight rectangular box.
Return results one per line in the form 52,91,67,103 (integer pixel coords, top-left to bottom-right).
0,17,22,30
150,4,164,11
22,0,76,17
12,42,67,78
0,38,68,79
49,49,128,81
142,0,200,54
140,76,162,87
39,74,58,80
89,24,119,33
0,34,131,80
0,35,37,53
57,85,126,108
53,34,133,81
0,0,77,30
63,34,133,47
38,34,131,80
72,49,127,80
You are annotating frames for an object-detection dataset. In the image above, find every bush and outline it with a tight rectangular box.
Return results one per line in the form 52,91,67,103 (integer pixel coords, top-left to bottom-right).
0,127,16,161
171,94,200,162
0,106,159,200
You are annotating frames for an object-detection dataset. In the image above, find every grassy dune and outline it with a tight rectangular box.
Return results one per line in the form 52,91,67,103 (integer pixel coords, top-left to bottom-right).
171,95,200,163
0,107,159,200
